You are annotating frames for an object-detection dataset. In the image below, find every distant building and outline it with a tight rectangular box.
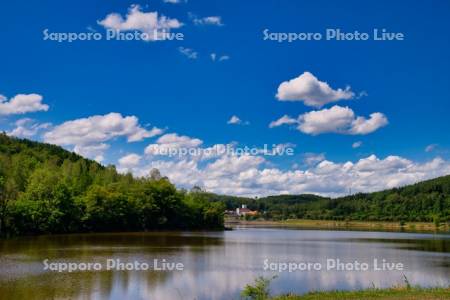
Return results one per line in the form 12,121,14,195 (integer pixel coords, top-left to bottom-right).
236,204,258,217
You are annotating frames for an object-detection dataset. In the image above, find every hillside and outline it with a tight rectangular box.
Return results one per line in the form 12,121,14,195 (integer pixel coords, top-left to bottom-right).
215,176,450,222
0,133,224,236
320,175,450,222
179,173,450,223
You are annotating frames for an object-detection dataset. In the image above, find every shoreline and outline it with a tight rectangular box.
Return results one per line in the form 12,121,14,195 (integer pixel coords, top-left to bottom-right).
271,287,450,300
227,219,450,233
2,219,448,239
242,277,449,300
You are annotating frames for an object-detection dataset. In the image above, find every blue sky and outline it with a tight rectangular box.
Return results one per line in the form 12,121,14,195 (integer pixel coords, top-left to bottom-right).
1,0,449,196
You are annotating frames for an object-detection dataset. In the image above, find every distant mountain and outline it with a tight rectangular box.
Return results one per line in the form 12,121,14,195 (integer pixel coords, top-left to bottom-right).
213,175,450,222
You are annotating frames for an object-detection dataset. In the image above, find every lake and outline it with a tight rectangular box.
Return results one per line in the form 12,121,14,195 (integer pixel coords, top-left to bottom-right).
0,228,449,299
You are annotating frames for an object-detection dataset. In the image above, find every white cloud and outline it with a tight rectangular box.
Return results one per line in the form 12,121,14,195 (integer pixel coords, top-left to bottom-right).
297,106,387,135
357,91,368,99
98,4,182,41
193,16,223,26
276,72,355,107
229,115,250,125
7,118,51,138
425,144,438,152
163,0,187,4
178,47,198,59
349,112,389,135
44,112,160,146
74,144,109,163
131,126,164,142
227,116,242,125
298,105,354,135
206,155,265,177
43,112,162,161
352,141,363,148
303,152,326,166
269,115,297,128
0,93,49,115
270,106,387,135
157,133,203,148
140,159,202,186
132,149,450,197
219,55,230,61
113,128,450,197
210,53,230,62
118,153,142,168
145,133,203,156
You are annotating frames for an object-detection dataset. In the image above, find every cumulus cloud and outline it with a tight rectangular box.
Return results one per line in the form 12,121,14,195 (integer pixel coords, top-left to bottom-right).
118,153,142,170
178,47,198,59
98,4,182,41
0,93,49,115
205,155,265,177
298,105,356,135
276,72,355,107
349,112,389,135
303,152,326,166
74,144,109,163
156,133,203,148
192,16,223,26
7,118,51,138
112,128,450,197
269,115,297,128
352,141,363,148
271,106,387,135
43,112,162,161
131,148,450,197
44,112,160,145
227,115,248,125
145,133,203,156
227,115,241,124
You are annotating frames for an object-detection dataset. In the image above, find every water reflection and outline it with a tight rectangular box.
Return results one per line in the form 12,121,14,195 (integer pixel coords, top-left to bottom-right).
0,229,449,299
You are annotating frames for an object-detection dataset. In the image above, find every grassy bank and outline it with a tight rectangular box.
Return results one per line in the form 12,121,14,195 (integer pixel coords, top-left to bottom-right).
241,277,450,300
272,287,450,300
227,219,449,233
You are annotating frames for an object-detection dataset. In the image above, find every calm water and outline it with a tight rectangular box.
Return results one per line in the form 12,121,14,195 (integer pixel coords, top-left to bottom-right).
0,228,449,299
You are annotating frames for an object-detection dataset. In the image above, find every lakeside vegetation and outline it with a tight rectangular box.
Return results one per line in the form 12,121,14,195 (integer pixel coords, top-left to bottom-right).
0,134,224,236
210,176,450,225
272,287,450,300
241,276,450,300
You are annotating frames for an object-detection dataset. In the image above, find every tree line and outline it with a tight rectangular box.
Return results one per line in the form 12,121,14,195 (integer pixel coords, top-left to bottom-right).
206,178,450,223
0,133,224,236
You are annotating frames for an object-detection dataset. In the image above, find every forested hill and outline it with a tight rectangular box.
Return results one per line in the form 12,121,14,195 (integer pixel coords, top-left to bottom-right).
213,175,450,222
321,175,450,222
1,133,449,237
0,133,224,236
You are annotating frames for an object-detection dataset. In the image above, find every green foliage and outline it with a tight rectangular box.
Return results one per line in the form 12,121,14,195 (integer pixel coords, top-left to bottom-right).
242,276,450,300
0,134,224,236
241,276,276,300
211,176,450,223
